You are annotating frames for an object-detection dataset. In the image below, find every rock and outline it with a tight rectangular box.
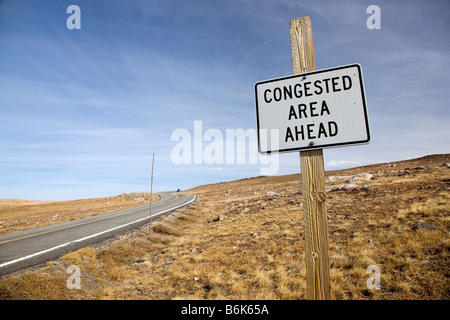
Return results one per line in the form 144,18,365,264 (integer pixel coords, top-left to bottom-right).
164,259,174,268
140,261,152,268
412,222,435,231
442,163,450,168
203,284,212,292
326,175,353,183
413,166,426,170
193,277,199,282
325,176,339,183
134,197,145,203
242,208,250,214
212,214,227,222
340,183,359,191
398,170,410,176
326,173,372,184
352,173,373,182
266,191,280,198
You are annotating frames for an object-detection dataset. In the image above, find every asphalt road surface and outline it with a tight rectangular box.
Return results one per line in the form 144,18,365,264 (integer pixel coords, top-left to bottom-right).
0,192,196,276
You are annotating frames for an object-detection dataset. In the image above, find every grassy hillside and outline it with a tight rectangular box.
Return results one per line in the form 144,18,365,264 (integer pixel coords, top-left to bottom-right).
0,154,449,300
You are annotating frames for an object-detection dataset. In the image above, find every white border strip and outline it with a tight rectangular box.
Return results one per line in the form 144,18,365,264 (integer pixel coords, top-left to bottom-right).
0,195,196,269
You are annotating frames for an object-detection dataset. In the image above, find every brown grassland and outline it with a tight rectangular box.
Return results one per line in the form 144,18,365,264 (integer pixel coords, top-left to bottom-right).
0,154,448,300
0,193,159,235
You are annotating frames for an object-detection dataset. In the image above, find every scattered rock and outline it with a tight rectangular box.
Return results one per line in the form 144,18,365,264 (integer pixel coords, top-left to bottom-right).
203,283,212,292
325,176,338,183
326,175,353,183
335,184,359,191
163,259,174,268
140,261,152,268
266,191,281,198
398,170,411,176
212,214,227,222
262,220,279,226
326,173,373,184
352,173,373,182
412,222,435,231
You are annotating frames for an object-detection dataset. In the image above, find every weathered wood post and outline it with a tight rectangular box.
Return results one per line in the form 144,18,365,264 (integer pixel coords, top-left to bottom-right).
289,16,332,300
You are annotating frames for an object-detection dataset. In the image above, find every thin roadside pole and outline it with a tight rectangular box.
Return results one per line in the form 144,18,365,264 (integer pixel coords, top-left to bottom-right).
150,153,155,230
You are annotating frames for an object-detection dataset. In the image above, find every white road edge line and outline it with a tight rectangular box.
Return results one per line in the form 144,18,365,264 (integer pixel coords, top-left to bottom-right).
0,195,196,269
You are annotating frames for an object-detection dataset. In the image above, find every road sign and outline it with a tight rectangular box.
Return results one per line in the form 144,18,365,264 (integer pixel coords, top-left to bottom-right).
255,64,370,154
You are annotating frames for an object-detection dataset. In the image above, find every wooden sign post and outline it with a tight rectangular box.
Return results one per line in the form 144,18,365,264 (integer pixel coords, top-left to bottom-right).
289,16,331,300
256,16,370,300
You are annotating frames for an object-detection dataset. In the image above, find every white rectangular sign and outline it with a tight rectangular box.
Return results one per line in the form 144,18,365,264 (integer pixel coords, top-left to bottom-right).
255,64,370,154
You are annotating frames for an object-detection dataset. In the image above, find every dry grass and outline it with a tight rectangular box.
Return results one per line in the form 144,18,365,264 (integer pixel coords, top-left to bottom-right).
0,193,160,235
0,154,449,300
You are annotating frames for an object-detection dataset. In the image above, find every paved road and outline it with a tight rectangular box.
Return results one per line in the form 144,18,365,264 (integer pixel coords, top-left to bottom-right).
0,192,196,276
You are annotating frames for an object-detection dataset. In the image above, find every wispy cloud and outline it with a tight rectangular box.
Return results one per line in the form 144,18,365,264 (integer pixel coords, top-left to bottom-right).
0,0,449,200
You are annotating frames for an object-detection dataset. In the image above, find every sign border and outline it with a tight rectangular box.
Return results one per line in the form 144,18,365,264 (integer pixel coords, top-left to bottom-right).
255,63,370,154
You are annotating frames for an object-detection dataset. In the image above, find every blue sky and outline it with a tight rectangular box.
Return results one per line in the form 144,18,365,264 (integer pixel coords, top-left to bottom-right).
1,0,449,200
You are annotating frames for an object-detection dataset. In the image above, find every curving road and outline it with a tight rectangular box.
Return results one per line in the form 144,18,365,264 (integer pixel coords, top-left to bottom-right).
0,192,196,276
